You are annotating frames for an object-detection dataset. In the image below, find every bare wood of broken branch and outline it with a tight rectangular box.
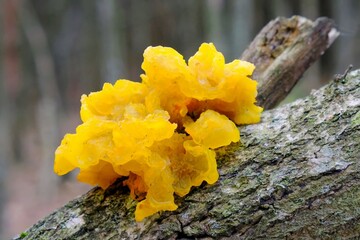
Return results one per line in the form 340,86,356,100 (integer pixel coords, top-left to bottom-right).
13,16,343,240
241,16,339,110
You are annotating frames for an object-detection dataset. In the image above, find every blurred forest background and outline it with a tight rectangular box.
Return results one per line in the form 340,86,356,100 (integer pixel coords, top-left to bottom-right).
0,0,359,238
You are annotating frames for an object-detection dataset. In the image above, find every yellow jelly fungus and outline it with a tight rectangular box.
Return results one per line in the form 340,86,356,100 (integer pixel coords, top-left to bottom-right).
184,110,240,149
54,42,262,221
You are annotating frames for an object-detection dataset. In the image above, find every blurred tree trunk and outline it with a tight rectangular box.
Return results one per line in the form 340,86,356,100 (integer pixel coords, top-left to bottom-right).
230,0,254,57
13,67,360,240
205,0,226,54
121,0,151,80
2,1,360,237
12,16,360,240
299,0,321,89
96,0,125,84
333,0,360,74
18,0,61,198
1,0,20,236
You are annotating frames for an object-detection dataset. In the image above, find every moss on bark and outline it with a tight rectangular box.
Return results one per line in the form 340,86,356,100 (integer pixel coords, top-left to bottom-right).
14,70,360,239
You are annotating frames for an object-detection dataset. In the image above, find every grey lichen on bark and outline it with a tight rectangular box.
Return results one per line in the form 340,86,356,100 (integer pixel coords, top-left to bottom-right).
15,69,360,239
14,16,358,240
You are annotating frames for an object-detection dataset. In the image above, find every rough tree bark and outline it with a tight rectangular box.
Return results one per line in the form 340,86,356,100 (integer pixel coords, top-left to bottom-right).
14,17,360,240
242,16,339,109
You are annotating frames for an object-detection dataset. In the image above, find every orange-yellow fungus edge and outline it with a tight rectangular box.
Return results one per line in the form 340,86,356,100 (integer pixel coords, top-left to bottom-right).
54,42,263,221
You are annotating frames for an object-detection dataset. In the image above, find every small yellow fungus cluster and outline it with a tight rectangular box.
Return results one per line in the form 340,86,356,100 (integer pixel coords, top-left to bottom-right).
54,43,262,221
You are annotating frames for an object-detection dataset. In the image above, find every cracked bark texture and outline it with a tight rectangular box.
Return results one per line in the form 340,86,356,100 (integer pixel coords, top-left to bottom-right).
14,17,360,240
242,16,338,109
15,70,360,240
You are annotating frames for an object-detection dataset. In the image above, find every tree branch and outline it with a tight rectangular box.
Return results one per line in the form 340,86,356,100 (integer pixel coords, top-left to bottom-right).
241,16,338,109
15,68,360,239
15,16,357,240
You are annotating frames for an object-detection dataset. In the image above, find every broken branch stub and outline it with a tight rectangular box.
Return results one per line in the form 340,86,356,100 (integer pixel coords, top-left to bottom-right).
241,16,339,110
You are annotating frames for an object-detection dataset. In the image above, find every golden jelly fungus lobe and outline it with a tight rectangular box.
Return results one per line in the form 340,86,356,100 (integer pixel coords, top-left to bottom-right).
54,42,262,221
184,110,240,149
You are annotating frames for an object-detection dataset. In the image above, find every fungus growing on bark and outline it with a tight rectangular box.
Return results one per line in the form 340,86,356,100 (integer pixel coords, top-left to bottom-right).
54,43,262,221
